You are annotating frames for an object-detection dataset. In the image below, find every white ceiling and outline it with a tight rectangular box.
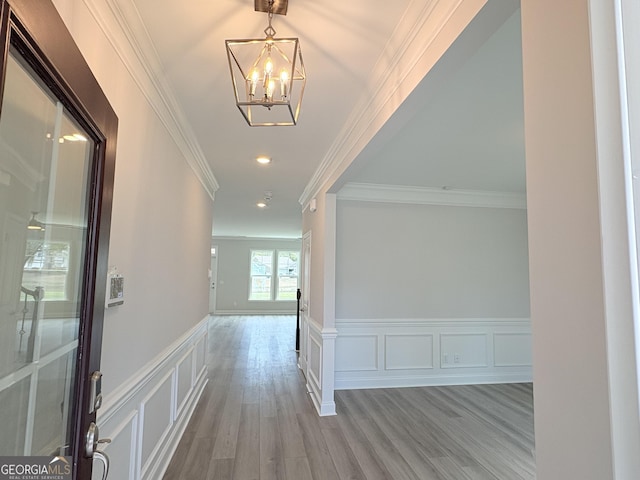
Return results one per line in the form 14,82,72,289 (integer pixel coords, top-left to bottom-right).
346,10,525,194
126,0,524,238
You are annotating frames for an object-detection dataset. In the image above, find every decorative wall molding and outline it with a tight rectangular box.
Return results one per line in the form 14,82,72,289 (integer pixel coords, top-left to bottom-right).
95,316,209,480
337,182,527,209
302,317,337,416
337,317,530,328
81,0,219,200
335,317,531,390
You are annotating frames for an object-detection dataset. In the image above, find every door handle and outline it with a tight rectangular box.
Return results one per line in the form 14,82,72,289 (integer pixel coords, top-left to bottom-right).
85,422,111,480
93,451,109,480
89,371,103,414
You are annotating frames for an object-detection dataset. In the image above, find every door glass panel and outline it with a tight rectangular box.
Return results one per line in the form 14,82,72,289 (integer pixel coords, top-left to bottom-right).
0,376,30,455
0,47,94,456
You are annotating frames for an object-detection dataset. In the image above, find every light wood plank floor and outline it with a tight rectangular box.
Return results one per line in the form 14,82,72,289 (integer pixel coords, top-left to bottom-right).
163,316,535,480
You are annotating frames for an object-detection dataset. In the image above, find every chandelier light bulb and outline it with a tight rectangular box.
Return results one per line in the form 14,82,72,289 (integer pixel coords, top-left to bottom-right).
280,69,289,98
267,79,276,101
263,56,273,92
250,69,259,97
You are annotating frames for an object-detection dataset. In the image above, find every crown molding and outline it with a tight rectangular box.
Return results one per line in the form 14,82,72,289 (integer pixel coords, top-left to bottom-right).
299,0,488,208
337,183,526,209
82,0,219,200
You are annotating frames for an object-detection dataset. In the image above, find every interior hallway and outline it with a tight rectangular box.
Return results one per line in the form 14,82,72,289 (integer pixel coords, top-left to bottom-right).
163,315,535,480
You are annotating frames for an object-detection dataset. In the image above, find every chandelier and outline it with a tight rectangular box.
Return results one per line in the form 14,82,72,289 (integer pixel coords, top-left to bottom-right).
225,0,306,126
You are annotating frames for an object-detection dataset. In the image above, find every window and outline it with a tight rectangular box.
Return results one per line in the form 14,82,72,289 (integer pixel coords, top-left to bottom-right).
249,250,273,300
277,250,299,300
22,241,71,301
249,249,299,301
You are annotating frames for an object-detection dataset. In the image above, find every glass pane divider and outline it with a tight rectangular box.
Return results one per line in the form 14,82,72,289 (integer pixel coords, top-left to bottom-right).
0,339,78,392
23,369,39,455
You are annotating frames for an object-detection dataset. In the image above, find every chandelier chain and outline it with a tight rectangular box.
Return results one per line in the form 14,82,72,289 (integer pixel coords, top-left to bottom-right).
264,2,276,38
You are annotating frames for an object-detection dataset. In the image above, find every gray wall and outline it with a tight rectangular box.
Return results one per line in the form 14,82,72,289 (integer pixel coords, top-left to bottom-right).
213,237,302,314
336,200,530,319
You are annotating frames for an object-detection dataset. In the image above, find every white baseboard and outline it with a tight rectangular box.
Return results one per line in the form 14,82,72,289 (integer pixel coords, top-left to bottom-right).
213,309,296,315
93,316,209,480
335,318,532,390
335,372,533,390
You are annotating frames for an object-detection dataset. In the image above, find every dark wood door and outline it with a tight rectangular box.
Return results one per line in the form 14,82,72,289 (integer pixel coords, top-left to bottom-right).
0,0,117,478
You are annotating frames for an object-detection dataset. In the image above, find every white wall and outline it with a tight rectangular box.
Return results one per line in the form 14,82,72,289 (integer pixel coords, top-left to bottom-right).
522,0,640,478
336,200,530,318
334,197,531,389
51,1,216,478
212,237,301,315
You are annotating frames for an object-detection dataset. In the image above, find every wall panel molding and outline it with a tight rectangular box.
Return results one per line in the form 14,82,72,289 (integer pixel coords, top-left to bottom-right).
385,334,434,370
93,316,209,480
302,316,337,416
139,371,174,477
335,335,378,372
335,317,531,390
493,332,534,367
440,333,488,368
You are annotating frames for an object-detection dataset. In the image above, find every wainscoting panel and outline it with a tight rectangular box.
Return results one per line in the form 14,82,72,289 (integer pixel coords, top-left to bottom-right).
176,348,194,418
140,371,173,476
385,334,434,370
335,318,531,389
440,333,488,368
92,316,209,480
494,332,533,367
301,316,337,416
335,335,378,372
308,329,322,391
195,336,206,376
91,412,137,480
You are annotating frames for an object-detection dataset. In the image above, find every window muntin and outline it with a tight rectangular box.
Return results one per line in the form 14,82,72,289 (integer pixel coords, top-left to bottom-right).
249,249,299,301
22,241,71,301
276,250,299,300
249,250,273,300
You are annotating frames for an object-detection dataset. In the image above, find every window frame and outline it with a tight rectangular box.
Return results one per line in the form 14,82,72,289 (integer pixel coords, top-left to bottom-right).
275,250,299,301
248,248,300,302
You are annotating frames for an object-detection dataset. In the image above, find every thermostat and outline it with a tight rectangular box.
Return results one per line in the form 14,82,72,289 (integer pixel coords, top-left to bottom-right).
106,269,124,308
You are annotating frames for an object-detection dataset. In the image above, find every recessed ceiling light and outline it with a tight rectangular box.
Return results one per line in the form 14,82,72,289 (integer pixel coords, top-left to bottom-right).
257,202,268,208
256,156,271,165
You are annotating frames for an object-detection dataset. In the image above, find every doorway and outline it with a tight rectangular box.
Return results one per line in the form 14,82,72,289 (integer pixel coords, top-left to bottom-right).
209,245,218,313
0,0,117,478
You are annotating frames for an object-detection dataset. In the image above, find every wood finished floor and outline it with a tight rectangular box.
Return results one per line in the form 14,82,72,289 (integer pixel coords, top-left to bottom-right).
163,315,536,480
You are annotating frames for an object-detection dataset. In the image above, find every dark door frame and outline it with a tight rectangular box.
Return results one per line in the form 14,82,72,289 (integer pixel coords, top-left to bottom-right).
0,0,117,477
